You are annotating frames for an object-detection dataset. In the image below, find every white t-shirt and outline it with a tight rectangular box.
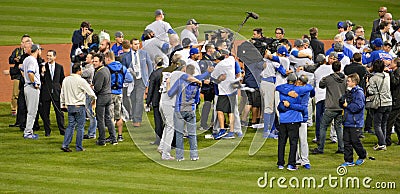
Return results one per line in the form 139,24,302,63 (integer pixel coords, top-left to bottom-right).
338,53,351,71
314,64,333,103
211,56,237,95
174,49,190,64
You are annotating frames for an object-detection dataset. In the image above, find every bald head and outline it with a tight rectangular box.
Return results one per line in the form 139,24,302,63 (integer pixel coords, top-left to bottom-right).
383,13,393,23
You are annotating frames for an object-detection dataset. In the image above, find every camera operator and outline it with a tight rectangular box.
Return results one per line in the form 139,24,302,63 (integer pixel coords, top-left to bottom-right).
215,28,233,51
250,28,274,56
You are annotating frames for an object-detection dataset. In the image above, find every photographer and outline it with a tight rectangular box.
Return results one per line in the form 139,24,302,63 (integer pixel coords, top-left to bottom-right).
70,21,91,62
215,28,233,51
8,34,31,117
71,48,87,65
338,73,367,166
70,21,92,73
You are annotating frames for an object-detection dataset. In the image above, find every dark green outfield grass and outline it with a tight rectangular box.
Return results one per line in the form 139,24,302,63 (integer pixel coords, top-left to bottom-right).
0,102,399,193
1,0,400,45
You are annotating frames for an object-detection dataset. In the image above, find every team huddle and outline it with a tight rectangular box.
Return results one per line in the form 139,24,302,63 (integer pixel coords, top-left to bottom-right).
7,7,400,169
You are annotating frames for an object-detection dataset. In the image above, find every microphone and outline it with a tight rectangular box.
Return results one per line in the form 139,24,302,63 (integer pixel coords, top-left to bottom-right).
246,12,259,19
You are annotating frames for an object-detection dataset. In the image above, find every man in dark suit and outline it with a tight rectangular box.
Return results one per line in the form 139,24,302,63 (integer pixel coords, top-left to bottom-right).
309,27,325,62
370,21,391,47
39,50,65,136
121,38,154,127
372,7,387,35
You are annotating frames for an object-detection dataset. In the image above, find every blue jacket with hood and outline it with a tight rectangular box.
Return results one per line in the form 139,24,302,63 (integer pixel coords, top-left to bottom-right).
107,61,133,95
340,85,365,128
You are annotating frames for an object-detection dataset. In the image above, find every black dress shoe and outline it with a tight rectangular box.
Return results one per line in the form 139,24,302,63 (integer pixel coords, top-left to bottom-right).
96,141,106,146
60,130,65,136
311,148,323,154
45,133,50,137
9,123,20,127
61,147,72,152
335,150,344,154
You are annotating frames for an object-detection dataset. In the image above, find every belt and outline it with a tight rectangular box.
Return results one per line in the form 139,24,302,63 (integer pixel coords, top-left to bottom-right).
25,82,40,89
261,76,276,84
68,105,85,107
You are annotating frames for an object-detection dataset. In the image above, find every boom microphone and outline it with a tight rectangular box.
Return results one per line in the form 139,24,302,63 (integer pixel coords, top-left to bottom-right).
246,12,259,19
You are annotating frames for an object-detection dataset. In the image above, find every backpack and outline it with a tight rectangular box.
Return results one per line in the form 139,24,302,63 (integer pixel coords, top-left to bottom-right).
106,65,124,90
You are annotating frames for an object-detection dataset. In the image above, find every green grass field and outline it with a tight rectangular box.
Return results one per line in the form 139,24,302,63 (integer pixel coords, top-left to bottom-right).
1,0,400,45
1,1,400,193
0,101,399,193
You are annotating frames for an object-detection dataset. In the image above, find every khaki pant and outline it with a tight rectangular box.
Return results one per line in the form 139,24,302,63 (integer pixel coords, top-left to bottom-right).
11,79,19,113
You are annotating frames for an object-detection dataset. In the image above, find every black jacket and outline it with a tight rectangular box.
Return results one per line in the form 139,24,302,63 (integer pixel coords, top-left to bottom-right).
310,37,325,62
40,63,65,102
146,67,164,107
390,68,400,109
8,47,24,80
343,62,368,90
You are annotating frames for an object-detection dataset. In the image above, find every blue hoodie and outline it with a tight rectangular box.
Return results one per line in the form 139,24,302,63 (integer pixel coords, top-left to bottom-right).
107,61,133,95
340,85,365,128
276,84,314,123
276,83,306,123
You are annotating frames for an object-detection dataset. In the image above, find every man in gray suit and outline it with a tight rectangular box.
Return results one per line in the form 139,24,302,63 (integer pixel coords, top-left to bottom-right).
121,38,154,127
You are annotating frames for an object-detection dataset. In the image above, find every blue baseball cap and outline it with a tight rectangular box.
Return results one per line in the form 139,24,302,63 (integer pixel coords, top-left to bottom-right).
371,38,383,47
189,48,199,56
277,45,289,57
337,21,344,29
155,9,164,16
